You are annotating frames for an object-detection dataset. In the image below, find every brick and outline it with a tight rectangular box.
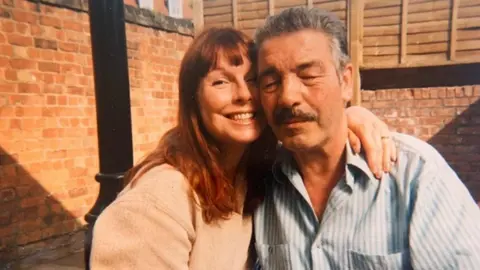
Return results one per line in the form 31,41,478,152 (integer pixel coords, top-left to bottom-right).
454,87,464,97
1,21,15,33
17,70,36,82
446,87,456,98
16,22,29,34
18,83,40,94
474,86,480,96
0,83,16,93
7,33,33,46
12,10,37,24
34,38,57,50
58,42,78,52
0,44,13,56
415,99,442,108
62,20,83,32
4,69,17,81
39,16,61,28
464,86,473,97
0,7,11,18
38,61,60,73
10,59,35,69
443,98,472,107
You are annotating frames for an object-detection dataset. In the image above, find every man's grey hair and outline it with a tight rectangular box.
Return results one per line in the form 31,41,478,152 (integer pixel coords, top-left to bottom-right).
254,7,350,72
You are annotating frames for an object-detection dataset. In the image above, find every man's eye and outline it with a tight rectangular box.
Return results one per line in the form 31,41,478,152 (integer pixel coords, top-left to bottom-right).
260,80,278,92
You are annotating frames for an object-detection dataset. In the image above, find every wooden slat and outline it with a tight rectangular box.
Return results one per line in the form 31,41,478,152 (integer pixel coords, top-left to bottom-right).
408,0,449,14
364,6,400,18
313,0,347,11
192,0,204,34
366,8,451,27
363,35,399,46
204,5,232,16
363,43,448,56
232,0,239,28
204,0,231,9
459,0,480,8
364,17,480,37
364,15,400,27
458,5,480,18
458,29,480,41
275,0,307,8
364,46,399,56
457,40,480,51
456,50,480,60
204,14,232,24
238,10,269,21
237,0,266,3
408,9,450,24
349,0,364,106
400,0,408,63
450,0,459,60
409,31,449,44
363,51,480,69
308,0,313,9
238,19,266,29
203,22,233,28
363,53,447,68
364,0,400,10
269,0,275,15
238,2,268,12
408,42,448,54
363,30,469,47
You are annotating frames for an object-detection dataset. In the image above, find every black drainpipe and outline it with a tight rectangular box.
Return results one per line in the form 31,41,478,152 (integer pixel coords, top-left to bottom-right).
84,0,134,268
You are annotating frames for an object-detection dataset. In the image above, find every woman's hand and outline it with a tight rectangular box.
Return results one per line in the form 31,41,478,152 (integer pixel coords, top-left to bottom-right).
346,106,397,179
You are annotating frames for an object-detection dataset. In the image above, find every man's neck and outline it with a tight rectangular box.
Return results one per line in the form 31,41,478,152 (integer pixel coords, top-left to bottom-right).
292,126,348,219
293,129,348,188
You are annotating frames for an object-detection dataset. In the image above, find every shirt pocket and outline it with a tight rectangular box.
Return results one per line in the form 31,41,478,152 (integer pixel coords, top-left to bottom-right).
348,250,411,270
255,244,294,270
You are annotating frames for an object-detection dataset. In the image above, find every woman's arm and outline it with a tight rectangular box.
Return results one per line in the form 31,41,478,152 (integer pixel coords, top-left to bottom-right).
90,167,195,270
346,105,397,178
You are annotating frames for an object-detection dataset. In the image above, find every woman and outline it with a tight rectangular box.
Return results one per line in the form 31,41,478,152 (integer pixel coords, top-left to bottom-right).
90,27,395,269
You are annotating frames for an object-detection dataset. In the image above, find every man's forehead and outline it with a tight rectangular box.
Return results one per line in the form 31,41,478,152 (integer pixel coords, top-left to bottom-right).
257,30,331,69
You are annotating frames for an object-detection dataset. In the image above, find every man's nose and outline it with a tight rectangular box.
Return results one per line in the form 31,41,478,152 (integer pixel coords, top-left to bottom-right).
278,75,302,108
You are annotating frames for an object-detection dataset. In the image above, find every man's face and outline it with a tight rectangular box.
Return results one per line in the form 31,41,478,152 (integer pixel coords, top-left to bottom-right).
257,29,353,152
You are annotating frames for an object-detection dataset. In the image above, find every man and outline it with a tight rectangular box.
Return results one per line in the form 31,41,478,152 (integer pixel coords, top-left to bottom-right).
253,7,480,270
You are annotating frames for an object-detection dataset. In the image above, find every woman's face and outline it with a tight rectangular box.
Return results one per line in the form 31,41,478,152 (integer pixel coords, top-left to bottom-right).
197,51,265,148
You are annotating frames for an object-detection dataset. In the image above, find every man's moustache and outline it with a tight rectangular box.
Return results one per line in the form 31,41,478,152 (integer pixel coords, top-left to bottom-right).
274,108,317,125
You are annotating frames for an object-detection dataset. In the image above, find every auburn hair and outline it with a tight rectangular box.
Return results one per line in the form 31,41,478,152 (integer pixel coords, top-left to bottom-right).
123,27,277,223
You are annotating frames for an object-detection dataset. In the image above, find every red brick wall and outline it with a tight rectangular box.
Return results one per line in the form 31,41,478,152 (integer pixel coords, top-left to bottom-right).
0,0,191,266
362,86,480,201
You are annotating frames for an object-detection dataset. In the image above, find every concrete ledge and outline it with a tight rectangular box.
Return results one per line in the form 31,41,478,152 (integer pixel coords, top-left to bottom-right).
27,0,194,36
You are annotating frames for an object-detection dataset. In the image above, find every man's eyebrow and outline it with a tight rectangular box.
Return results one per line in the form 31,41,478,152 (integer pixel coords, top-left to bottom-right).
296,61,325,72
258,67,277,81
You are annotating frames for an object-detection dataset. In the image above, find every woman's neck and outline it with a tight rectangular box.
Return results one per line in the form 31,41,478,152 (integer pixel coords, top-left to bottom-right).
220,143,248,178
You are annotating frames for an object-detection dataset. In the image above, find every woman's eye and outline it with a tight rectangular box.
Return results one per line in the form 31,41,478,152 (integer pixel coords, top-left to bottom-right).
212,80,228,86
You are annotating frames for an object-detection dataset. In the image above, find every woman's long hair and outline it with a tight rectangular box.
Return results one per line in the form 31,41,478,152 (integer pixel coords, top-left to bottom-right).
123,27,277,223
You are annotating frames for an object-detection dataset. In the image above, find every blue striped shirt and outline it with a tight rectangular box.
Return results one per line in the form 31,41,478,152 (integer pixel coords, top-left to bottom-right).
253,133,480,270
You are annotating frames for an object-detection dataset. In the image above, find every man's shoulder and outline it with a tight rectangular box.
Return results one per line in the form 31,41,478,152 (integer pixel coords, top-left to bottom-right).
389,132,460,187
392,132,451,171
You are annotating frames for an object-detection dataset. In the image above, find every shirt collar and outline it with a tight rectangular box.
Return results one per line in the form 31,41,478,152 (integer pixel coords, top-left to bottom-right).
273,140,377,187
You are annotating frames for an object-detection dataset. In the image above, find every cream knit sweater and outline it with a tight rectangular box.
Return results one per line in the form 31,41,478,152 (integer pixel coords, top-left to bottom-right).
90,164,253,270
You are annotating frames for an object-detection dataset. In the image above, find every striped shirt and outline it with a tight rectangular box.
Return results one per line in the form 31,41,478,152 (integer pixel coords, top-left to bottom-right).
253,133,480,270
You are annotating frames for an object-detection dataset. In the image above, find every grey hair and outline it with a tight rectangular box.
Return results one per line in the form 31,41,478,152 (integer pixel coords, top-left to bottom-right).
254,7,350,72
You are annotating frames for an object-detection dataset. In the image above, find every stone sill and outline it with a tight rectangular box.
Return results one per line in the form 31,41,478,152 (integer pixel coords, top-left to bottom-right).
27,0,194,36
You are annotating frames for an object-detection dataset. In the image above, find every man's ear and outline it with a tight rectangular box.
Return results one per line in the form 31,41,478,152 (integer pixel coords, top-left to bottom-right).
341,63,354,104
